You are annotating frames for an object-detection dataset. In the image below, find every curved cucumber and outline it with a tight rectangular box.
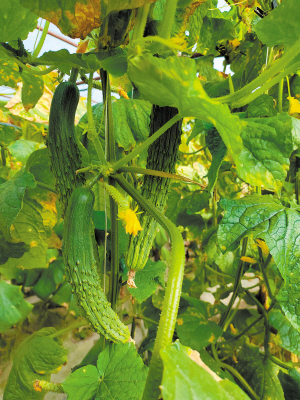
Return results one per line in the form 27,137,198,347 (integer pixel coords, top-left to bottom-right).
126,105,182,270
48,81,86,215
63,187,130,343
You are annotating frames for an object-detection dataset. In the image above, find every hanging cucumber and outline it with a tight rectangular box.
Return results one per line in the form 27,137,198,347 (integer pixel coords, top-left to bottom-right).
126,105,182,270
48,81,86,215
63,186,130,343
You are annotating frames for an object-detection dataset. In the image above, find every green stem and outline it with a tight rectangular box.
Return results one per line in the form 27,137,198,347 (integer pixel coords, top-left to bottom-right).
112,114,182,171
49,320,87,339
230,61,300,108
115,174,185,400
87,73,106,164
219,238,248,329
117,166,201,186
69,67,78,83
179,146,207,155
217,37,300,104
14,58,56,75
220,363,260,400
132,4,150,41
159,0,179,40
268,354,293,370
203,263,233,279
244,288,270,360
32,21,50,58
278,78,284,113
133,315,159,325
35,181,57,194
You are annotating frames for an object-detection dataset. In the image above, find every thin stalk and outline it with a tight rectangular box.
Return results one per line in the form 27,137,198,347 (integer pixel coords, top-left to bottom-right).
133,315,159,326
219,238,248,329
203,263,233,279
117,166,202,186
69,67,78,83
34,381,64,394
179,146,207,155
132,4,150,41
230,61,300,108
112,114,182,171
87,73,106,164
159,0,179,40
115,174,185,400
217,37,300,104
49,321,87,339
278,78,284,113
244,288,270,360
220,363,260,400
32,21,50,58
36,181,57,194
268,354,293,370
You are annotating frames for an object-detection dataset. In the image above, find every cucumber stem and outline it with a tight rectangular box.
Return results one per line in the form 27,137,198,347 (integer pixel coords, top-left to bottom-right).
217,37,300,105
112,114,182,171
115,174,185,400
87,73,106,164
32,20,50,58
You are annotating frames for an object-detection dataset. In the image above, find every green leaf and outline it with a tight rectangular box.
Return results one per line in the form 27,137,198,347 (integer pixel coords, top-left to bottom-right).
21,72,44,111
278,369,300,400
32,258,65,300
0,169,36,239
246,94,277,118
187,119,204,144
0,0,37,42
160,341,251,400
176,307,222,350
0,123,20,145
26,147,55,188
206,127,227,193
197,17,235,55
0,230,29,265
232,340,285,400
270,309,300,356
3,327,68,400
254,0,300,46
9,139,40,164
63,342,148,400
218,194,300,330
0,56,21,89
0,281,33,333
1,196,49,270
128,259,167,303
77,98,151,152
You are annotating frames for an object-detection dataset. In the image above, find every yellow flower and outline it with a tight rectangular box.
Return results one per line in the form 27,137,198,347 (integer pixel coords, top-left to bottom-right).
287,96,300,114
118,207,142,237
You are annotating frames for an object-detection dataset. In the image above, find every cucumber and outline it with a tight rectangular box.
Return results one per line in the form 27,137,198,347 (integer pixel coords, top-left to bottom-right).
126,106,182,270
63,187,130,343
48,82,86,215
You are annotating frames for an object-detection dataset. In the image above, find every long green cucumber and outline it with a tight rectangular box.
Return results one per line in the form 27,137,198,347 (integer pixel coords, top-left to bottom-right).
63,187,130,343
48,81,86,215
126,105,182,270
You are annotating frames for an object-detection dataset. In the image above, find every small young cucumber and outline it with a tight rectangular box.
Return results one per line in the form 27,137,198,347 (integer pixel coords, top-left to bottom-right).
63,187,130,343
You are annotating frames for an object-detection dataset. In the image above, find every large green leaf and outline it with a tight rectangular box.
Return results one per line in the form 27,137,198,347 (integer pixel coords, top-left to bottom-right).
0,281,33,333
270,309,300,356
63,343,148,400
3,327,68,400
278,369,300,400
254,0,300,46
21,71,44,112
0,0,37,42
160,341,251,400
231,341,284,400
1,196,49,271
0,169,36,239
176,307,223,350
32,258,65,300
205,126,227,193
20,0,156,39
218,194,300,330
0,123,20,145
